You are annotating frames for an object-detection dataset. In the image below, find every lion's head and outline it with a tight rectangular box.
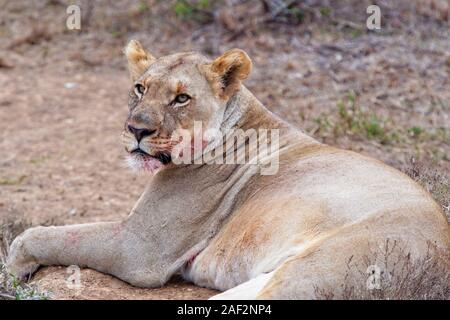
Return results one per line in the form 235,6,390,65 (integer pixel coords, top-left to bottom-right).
121,40,252,173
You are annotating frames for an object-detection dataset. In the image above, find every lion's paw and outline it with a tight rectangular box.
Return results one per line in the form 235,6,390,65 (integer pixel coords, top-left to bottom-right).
6,230,40,281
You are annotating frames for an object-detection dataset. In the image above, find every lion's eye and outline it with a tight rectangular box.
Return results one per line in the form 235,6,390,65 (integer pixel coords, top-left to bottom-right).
174,94,190,104
134,83,146,98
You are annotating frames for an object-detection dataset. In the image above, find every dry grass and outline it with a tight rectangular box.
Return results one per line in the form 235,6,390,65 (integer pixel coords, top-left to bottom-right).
402,159,450,222
315,240,450,300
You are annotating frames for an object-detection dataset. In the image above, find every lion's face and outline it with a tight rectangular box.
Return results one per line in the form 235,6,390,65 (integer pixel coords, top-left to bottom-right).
122,40,252,173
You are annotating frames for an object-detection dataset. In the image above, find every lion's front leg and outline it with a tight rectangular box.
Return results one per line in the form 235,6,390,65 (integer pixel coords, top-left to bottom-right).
6,222,120,281
6,221,171,287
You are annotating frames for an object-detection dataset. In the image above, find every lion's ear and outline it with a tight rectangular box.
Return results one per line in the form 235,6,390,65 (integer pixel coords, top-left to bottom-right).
124,40,156,80
210,48,252,98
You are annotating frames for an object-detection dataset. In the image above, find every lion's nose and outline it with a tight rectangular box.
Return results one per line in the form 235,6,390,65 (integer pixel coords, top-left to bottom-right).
127,125,156,142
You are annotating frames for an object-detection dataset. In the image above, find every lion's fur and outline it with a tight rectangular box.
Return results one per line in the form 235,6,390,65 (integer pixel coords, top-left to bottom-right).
6,41,449,299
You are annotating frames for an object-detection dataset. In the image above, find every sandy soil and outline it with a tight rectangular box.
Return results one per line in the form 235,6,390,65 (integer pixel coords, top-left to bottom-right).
34,267,218,300
0,0,448,299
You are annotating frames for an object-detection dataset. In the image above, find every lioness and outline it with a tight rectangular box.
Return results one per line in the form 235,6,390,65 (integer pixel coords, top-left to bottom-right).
7,40,449,299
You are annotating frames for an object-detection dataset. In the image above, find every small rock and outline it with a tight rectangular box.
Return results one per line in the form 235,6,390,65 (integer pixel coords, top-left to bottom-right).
0,57,14,68
64,82,77,89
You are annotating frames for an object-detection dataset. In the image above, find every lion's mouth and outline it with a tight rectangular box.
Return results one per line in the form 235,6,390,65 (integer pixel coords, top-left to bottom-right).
130,148,172,165
126,148,172,173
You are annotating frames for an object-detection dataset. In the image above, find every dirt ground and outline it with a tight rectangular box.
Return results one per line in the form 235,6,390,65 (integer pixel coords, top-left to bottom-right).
0,0,449,299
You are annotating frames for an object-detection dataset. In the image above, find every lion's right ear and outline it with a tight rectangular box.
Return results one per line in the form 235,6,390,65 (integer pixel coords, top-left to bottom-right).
209,48,252,99
124,40,156,80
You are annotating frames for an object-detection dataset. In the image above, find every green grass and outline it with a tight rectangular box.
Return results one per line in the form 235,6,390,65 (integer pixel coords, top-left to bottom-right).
0,264,49,300
310,91,396,144
319,7,332,17
335,91,391,142
0,175,27,186
0,216,49,300
29,155,51,165
408,126,424,138
310,91,450,148
138,0,150,13
172,0,214,23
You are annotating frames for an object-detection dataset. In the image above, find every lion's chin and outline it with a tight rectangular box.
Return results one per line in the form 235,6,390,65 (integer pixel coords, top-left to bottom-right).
125,153,166,174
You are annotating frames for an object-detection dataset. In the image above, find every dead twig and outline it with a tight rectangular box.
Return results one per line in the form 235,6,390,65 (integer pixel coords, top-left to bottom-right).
0,57,14,69
7,25,52,49
226,0,297,41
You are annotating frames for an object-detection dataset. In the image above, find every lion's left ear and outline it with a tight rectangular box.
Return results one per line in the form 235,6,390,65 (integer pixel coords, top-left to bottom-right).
209,48,252,98
124,40,156,81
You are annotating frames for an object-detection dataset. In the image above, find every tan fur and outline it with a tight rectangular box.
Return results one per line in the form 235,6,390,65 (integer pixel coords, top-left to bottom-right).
209,48,252,99
7,41,449,299
125,39,156,80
